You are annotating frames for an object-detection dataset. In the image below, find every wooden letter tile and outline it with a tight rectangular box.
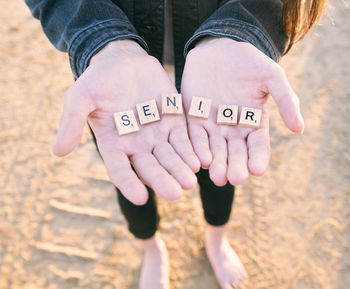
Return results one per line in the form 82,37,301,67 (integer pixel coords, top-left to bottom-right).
188,96,212,119
162,93,183,115
136,99,161,125
114,110,139,135
239,106,262,128
217,105,238,125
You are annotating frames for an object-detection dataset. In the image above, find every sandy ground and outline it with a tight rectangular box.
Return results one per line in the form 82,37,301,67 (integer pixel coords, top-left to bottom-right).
0,1,349,289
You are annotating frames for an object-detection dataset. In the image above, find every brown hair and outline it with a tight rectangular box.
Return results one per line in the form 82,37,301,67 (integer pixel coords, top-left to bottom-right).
283,0,328,54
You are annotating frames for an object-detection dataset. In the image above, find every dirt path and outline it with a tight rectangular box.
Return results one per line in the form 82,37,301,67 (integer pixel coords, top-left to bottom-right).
0,1,349,289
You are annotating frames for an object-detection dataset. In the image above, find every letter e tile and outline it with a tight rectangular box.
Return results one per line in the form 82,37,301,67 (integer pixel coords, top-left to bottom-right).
136,99,161,125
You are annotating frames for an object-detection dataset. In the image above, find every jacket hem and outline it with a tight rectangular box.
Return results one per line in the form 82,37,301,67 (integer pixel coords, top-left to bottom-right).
183,19,279,62
69,19,149,78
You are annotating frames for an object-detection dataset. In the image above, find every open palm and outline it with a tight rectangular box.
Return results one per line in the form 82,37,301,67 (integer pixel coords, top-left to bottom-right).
53,40,199,205
182,37,304,186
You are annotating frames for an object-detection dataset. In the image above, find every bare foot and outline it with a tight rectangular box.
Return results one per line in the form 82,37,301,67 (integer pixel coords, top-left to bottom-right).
139,233,170,289
205,225,248,289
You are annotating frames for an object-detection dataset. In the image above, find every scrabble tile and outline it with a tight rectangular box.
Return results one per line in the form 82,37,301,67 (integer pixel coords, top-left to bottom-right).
136,99,161,125
217,105,238,125
239,106,262,128
114,110,139,135
188,96,212,119
162,93,183,115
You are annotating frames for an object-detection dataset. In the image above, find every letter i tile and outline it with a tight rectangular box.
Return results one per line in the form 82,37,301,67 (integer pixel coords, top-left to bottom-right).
188,96,212,119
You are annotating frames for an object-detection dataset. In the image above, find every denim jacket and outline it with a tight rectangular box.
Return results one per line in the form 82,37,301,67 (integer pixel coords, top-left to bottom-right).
25,0,288,90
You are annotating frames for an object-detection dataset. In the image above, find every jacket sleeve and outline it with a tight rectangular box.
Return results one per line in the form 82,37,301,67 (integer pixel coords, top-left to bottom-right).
184,0,288,62
25,0,149,78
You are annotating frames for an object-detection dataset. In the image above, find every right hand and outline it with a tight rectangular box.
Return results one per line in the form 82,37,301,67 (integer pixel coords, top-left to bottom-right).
52,40,200,205
181,37,304,186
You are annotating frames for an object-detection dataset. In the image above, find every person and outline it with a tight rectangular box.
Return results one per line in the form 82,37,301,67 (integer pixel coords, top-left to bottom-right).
24,0,327,288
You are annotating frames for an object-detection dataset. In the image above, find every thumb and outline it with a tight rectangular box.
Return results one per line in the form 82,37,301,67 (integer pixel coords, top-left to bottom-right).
267,67,304,134
52,87,94,156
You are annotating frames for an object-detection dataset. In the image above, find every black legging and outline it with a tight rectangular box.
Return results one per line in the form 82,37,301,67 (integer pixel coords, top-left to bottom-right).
91,129,235,239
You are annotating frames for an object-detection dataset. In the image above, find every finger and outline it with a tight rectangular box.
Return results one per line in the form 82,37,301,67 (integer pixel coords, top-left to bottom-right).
227,138,249,186
232,279,247,289
208,134,228,186
267,66,304,134
169,126,201,173
188,123,212,168
153,142,197,190
99,147,149,206
52,87,94,156
247,114,270,176
131,153,182,201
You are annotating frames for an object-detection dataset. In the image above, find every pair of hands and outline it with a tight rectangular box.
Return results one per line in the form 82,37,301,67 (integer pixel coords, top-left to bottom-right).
52,38,304,205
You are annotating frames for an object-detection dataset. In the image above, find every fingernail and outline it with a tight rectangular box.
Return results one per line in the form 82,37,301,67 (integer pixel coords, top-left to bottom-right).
299,113,305,134
50,144,56,157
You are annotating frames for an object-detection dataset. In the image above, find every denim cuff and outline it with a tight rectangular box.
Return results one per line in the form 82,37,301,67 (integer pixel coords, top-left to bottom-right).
69,19,149,78
184,19,280,62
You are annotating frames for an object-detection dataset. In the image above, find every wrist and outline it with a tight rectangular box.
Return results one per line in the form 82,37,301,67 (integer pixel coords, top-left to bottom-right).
89,39,148,65
194,36,238,49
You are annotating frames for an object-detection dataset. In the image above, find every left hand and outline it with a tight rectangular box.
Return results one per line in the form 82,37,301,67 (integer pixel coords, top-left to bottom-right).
181,37,304,186
52,40,199,205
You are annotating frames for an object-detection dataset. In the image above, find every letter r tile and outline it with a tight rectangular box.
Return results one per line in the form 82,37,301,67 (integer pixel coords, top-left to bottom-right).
239,106,262,128
114,110,139,135
162,93,183,115
188,96,212,119
136,99,161,125
217,105,238,125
